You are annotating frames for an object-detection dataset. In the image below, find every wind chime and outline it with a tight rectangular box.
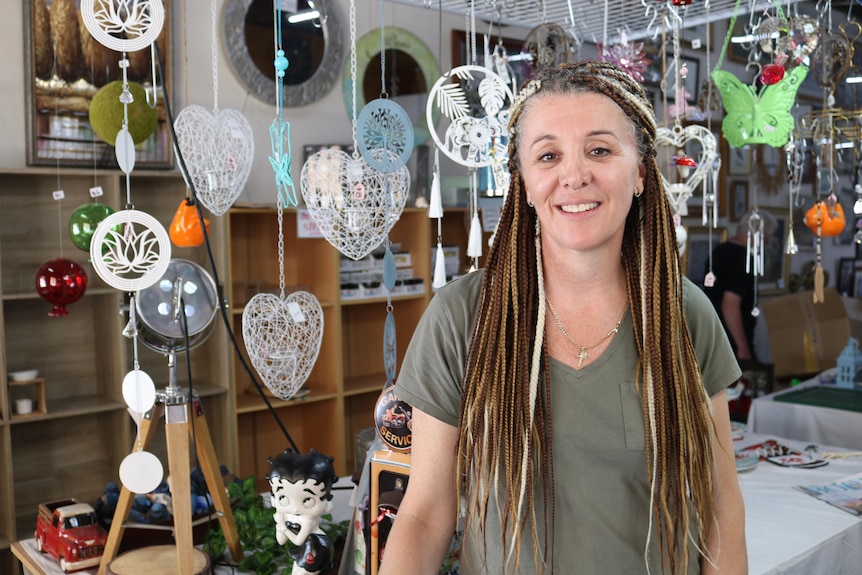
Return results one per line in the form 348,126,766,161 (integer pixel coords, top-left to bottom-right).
425,0,514,271
642,0,718,265
173,0,254,217
82,0,172,495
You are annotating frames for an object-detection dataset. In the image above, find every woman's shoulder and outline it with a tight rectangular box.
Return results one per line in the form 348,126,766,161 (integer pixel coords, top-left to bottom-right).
432,268,485,305
681,275,713,313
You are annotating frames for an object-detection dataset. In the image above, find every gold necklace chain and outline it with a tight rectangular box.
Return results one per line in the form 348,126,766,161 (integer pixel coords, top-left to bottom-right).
546,298,627,368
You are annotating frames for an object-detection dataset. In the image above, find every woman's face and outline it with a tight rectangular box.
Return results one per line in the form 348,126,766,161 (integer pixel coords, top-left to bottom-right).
518,91,645,257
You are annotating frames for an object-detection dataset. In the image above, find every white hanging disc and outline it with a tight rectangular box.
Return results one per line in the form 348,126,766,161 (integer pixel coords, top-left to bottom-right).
119,450,163,494
89,209,171,292
80,0,165,53
122,368,157,413
425,65,514,168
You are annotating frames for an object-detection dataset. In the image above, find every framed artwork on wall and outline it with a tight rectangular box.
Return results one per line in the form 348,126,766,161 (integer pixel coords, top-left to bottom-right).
24,0,174,168
727,145,752,176
837,257,856,297
759,207,789,294
730,180,748,221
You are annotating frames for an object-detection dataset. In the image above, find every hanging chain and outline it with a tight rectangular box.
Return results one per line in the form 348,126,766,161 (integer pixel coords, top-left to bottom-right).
277,195,286,297
380,0,387,98
210,0,219,113
349,0,359,155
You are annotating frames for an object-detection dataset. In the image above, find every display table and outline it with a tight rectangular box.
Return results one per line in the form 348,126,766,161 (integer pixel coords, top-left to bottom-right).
747,376,862,450
12,434,862,575
737,433,862,575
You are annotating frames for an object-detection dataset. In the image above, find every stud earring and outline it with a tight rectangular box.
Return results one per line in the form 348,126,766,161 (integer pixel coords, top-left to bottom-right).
634,187,643,198
527,197,534,207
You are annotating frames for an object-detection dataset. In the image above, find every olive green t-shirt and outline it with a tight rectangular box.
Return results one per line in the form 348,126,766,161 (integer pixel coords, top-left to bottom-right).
395,269,741,574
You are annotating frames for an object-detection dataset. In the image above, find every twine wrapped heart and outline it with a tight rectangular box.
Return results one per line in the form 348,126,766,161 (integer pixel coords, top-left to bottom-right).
173,105,254,216
655,124,717,215
300,148,410,261
242,291,324,400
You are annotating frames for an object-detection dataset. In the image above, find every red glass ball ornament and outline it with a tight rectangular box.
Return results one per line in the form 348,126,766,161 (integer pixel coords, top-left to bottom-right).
761,64,786,86
35,258,88,317
672,0,692,5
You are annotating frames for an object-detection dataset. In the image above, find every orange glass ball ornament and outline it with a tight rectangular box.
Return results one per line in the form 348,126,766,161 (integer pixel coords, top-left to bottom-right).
804,201,846,237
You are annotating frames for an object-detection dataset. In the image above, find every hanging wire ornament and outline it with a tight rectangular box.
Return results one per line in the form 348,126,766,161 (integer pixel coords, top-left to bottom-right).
243,202,324,401
300,0,409,261
655,124,717,216
522,22,573,73
173,0,254,216
269,1,298,207
356,6,414,173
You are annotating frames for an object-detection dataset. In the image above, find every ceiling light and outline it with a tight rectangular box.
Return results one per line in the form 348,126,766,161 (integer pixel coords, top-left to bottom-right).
287,9,319,23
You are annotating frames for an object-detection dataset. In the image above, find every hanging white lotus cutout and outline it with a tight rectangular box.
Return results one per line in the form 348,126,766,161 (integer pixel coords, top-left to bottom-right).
299,148,410,261
89,209,171,292
173,105,254,216
242,291,324,401
655,124,718,215
80,0,165,53
425,65,514,168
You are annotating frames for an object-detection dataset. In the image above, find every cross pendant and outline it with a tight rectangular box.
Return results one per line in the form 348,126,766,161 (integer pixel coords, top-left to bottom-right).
577,347,588,368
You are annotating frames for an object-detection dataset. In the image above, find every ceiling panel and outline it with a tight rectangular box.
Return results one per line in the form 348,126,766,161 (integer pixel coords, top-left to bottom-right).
388,0,782,45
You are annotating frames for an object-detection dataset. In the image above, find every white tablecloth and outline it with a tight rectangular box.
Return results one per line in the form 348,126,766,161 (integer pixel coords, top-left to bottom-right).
737,433,862,574
747,377,862,450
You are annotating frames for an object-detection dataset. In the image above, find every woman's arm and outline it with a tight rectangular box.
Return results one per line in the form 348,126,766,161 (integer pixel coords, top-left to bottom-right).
702,391,748,574
378,408,460,575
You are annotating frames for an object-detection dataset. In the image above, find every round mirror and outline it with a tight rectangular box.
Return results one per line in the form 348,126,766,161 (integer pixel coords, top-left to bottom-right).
223,0,344,107
343,27,440,146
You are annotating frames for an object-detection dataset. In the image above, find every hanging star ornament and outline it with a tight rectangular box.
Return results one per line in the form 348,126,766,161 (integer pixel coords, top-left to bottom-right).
599,32,651,83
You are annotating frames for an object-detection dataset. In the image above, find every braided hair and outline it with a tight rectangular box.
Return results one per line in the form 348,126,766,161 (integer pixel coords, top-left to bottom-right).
455,61,717,573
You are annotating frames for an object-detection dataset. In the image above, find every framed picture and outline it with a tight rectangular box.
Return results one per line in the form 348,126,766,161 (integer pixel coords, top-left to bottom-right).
753,144,785,195
837,257,856,297
853,268,862,300
643,52,700,104
759,207,789,294
727,18,752,64
684,226,727,286
24,0,173,168
728,145,752,176
730,180,749,221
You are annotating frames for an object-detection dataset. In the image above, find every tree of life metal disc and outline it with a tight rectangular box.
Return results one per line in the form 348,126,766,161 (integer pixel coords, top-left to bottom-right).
357,99,414,173
89,209,172,292
80,0,165,53
425,65,514,169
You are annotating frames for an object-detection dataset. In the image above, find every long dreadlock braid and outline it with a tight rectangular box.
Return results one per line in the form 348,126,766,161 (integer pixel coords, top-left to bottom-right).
455,61,717,574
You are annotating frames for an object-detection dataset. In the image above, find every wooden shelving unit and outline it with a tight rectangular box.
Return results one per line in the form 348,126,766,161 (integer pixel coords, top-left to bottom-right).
0,167,232,572
225,206,431,491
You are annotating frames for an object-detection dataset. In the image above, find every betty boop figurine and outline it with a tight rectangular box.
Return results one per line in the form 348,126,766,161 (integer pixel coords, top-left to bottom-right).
268,449,338,575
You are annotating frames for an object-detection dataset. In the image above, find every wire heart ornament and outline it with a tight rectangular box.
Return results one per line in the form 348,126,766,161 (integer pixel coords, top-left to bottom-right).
242,291,324,401
299,148,410,261
655,124,717,216
173,105,255,216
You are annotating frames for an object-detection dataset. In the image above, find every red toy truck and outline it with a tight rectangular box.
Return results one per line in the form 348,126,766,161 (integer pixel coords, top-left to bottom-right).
34,498,108,572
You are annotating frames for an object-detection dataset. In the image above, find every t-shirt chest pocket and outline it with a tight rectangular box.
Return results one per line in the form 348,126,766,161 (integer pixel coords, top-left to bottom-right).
552,378,646,452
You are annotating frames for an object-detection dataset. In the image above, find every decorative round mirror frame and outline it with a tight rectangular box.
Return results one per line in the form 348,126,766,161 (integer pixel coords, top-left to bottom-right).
342,27,441,146
223,0,344,107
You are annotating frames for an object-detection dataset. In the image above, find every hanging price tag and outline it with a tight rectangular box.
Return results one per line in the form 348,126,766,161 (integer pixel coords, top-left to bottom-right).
52,190,65,201
89,186,104,198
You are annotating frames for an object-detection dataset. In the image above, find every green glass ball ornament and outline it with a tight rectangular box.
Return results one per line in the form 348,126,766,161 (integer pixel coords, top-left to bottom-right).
89,81,158,145
69,202,116,251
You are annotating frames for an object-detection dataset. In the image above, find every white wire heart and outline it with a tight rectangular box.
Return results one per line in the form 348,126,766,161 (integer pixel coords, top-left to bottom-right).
655,124,717,215
173,105,254,216
242,291,324,400
300,148,409,261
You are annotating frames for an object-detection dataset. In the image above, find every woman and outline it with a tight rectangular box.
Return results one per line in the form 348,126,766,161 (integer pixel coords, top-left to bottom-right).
380,61,746,574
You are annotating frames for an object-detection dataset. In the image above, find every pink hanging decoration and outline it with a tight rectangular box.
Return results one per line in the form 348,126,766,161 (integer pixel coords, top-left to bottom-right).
599,36,651,83
35,258,88,317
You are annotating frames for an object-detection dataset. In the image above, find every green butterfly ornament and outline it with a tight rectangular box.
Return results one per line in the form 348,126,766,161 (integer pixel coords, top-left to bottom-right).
712,65,808,149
